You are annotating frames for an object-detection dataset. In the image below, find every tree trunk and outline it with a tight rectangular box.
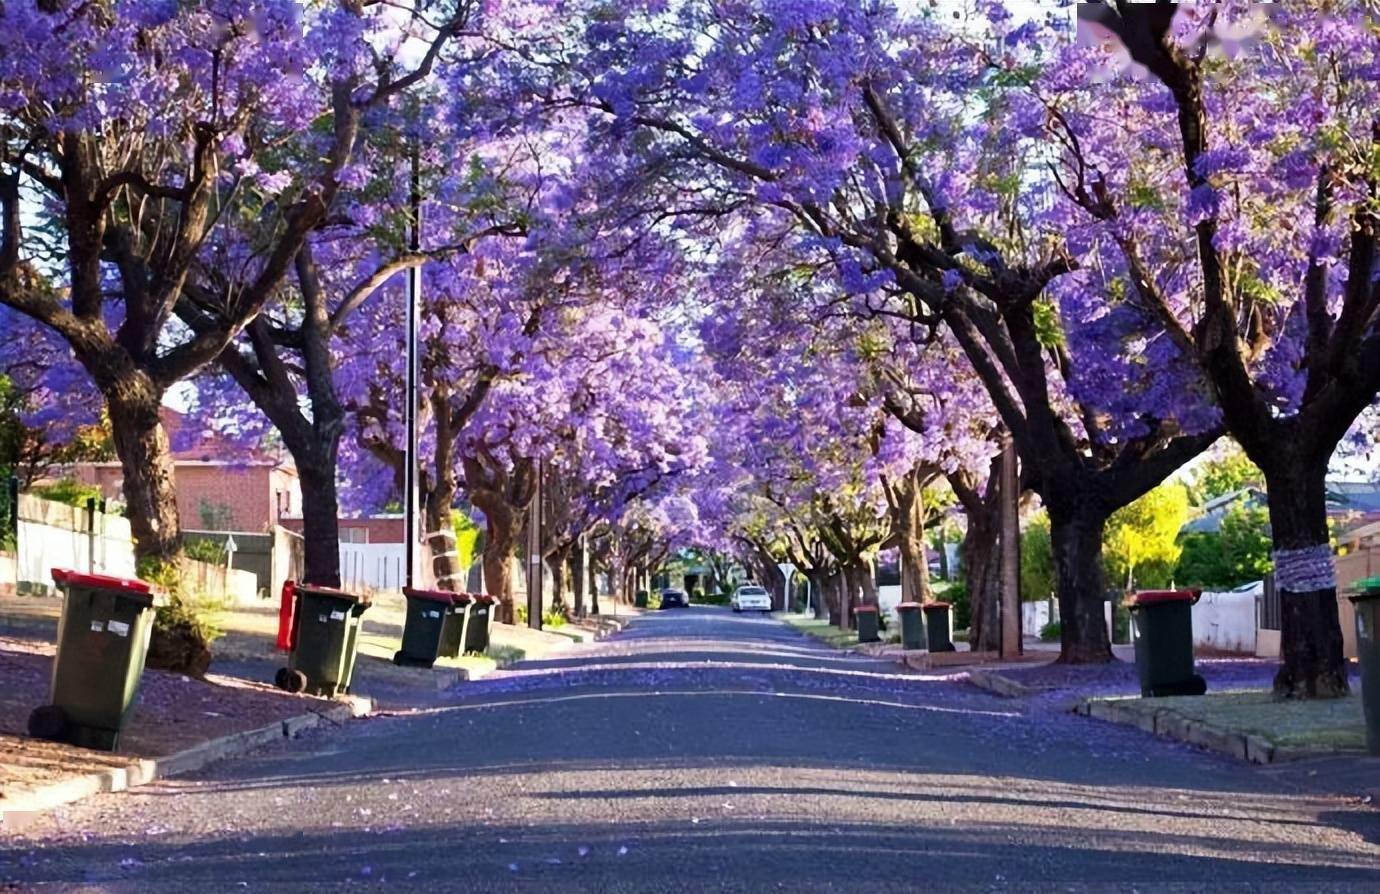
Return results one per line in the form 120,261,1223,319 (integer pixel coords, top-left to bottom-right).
571,545,586,618
823,569,842,625
480,502,519,623
107,383,181,563
964,506,1001,652
804,570,826,620
546,544,573,617
896,493,933,605
1264,460,1349,698
1049,509,1113,664
297,463,342,587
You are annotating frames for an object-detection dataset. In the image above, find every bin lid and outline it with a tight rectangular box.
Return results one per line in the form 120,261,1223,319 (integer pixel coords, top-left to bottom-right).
1130,589,1200,606
896,601,922,610
1348,577,1380,601
922,601,952,610
853,604,879,613
403,586,459,605
472,594,496,604
295,583,367,603
50,569,161,607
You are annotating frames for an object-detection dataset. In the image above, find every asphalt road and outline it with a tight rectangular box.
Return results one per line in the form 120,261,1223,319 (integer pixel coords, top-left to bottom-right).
4,607,1380,892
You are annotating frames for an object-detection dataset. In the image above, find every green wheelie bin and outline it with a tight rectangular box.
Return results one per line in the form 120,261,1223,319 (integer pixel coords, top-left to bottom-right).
394,587,459,668
275,584,371,698
1129,589,1207,698
438,593,475,659
923,601,956,652
464,594,496,653
1347,578,1380,755
634,589,649,608
28,569,164,751
896,602,927,651
854,603,880,643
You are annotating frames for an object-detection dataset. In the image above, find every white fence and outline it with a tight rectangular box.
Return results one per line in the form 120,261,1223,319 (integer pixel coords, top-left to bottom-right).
339,542,407,593
12,493,257,603
1022,600,1055,638
1191,586,1260,654
17,494,137,591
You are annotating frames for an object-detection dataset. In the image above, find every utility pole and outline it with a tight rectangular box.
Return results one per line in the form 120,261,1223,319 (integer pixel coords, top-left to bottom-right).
526,458,543,629
403,142,422,591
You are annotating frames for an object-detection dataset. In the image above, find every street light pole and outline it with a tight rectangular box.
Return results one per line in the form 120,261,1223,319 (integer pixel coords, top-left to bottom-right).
526,458,544,629
403,143,422,591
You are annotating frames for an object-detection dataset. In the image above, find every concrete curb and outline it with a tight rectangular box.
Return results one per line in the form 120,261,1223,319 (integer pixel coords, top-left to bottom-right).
1,695,372,822
966,668,1048,698
1072,696,1363,765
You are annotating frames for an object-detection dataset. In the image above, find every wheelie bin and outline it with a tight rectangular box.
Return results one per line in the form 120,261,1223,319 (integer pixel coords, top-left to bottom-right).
854,603,880,643
28,569,164,751
438,593,475,659
634,589,649,608
896,602,927,651
1347,578,1380,755
394,587,459,668
464,594,496,653
923,601,955,652
1128,589,1206,698
274,583,371,697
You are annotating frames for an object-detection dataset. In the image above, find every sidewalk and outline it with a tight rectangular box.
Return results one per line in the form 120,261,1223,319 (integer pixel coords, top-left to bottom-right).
0,591,640,821
0,628,370,825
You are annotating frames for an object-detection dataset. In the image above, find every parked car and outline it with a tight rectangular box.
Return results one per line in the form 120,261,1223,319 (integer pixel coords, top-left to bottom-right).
660,588,688,609
731,585,772,613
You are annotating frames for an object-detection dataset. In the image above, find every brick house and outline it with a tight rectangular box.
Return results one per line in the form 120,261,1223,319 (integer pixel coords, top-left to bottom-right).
72,409,301,533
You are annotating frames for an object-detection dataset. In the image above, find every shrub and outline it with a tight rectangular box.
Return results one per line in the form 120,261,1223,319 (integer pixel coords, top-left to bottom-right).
1039,620,1061,642
138,557,222,678
184,538,227,565
32,477,103,508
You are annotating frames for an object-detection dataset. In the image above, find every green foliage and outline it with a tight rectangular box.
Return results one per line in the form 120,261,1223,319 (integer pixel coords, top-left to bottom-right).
693,587,730,605
184,537,227,565
1020,512,1055,601
32,477,103,508
197,499,235,530
1031,299,1065,349
451,511,483,573
1039,620,1061,642
136,556,224,646
513,605,569,628
1175,506,1273,589
1103,483,1190,590
1189,447,1263,506
943,579,970,630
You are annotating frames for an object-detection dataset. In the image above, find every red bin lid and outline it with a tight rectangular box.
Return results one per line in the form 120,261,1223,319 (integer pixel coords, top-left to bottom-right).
472,593,496,605
403,587,459,605
896,601,922,610
853,604,879,613
922,601,952,610
1131,589,1200,606
51,568,152,594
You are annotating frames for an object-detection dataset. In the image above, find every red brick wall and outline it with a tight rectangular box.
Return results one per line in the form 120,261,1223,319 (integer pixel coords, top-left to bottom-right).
74,463,289,532
279,516,404,543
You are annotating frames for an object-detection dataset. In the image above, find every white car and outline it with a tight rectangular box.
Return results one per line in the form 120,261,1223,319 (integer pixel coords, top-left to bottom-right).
731,585,773,613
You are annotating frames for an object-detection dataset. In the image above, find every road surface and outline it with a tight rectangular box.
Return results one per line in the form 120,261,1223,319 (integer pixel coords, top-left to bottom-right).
4,607,1379,892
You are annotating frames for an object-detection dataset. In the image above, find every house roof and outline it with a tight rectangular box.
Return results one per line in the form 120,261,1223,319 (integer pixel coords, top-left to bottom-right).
162,408,293,468
1181,486,1267,535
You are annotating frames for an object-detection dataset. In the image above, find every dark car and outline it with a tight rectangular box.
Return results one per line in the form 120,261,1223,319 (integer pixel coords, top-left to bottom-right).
660,588,688,608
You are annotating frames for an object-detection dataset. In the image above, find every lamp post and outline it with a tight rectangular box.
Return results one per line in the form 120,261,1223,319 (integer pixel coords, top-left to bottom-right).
403,143,422,591
526,458,544,629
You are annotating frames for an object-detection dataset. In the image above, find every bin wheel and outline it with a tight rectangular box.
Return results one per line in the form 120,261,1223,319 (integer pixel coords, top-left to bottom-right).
275,667,308,694
392,650,404,666
28,704,68,741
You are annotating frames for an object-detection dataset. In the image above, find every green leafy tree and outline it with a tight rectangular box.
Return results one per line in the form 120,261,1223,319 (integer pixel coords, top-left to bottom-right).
1175,506,1273,590
1020,512,1055,602
1188,446,1263,506
1103,483,1191,591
